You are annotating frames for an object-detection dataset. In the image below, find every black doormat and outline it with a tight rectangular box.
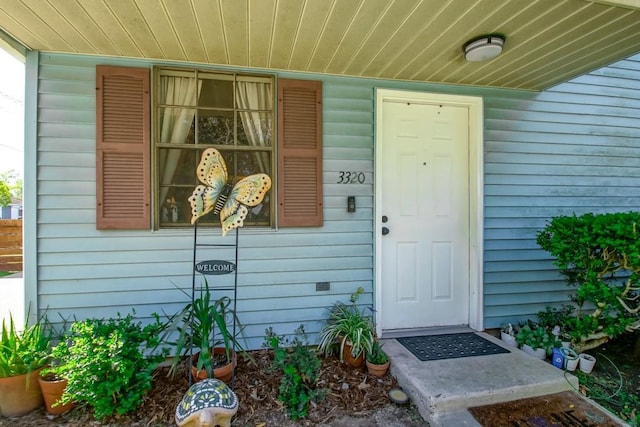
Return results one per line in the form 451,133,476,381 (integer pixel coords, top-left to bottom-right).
396,333,510,361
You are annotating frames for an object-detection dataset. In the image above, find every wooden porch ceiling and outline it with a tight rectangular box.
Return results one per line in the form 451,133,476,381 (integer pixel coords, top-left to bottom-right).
1,0,640,91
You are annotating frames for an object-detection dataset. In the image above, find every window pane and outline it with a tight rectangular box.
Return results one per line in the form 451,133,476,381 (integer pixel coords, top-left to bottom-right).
159,75,198,106
159,186,195,226
244,192,271,225
237,150,271,177
237,111,272,147
198,110,234,145
235,81,272,110
223,150,272,226
158,108,196,144
198,78,233,108
158,148,197,186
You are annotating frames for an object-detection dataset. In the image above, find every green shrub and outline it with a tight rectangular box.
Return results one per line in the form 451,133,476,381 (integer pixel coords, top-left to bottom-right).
49,311,168,420
537,212,640,351
264,325,325,420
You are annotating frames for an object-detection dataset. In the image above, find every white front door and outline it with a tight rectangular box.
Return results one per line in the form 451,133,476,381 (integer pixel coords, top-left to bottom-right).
377,91,479,331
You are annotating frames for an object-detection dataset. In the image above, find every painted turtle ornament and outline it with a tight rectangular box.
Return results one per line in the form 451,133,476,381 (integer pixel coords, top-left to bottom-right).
175,378,238,427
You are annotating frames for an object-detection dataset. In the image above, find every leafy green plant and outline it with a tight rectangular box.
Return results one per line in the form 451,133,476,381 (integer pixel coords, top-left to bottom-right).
367,341,389,365
537,305,575,331
317,287,375,362
537,212,640,352
536,305,575,342
264,325,325,420
0,311,51,377
515,324,560,356
47,311,168,420
166,280,249,377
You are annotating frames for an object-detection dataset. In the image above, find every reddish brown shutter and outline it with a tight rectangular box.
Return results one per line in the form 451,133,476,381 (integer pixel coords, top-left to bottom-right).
277,79,323,227
96,65,150,230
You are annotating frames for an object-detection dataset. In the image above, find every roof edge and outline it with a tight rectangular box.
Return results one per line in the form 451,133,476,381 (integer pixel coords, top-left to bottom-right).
0,28,27,61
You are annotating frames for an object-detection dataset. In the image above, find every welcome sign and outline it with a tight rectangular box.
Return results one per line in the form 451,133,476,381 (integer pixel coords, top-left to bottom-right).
195,260,236,275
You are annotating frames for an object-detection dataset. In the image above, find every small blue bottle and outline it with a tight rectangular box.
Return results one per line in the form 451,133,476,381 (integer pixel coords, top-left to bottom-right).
551,348,564,369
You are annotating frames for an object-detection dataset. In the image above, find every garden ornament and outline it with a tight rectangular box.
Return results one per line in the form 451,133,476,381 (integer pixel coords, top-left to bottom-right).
188,148,271,235
175,378,238,427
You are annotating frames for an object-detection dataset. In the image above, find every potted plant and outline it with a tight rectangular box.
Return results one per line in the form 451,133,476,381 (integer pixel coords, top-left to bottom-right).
36,318,77,416
38,326,76,416
366,341,390,376
38,368,75,415
168,280,248,382
317,287,375,367
500,323,518,348
515,324,560,360
0,312,51,417
38,367,75,415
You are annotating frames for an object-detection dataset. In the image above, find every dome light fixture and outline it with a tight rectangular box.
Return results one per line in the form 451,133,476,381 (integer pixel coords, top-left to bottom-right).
463,34,505,62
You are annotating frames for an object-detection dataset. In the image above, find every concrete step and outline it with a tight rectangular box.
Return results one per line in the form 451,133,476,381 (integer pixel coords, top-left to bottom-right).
384,332,579,427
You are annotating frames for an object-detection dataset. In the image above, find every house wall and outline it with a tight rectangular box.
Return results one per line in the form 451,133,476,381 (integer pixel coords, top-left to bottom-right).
32,52,640,348
483,57,640,327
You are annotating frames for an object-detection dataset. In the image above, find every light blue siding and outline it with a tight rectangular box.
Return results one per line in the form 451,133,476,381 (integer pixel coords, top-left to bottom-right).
32,51,640,347
483,55,640,328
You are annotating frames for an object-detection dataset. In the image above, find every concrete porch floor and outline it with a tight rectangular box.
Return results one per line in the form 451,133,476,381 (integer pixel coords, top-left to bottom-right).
383,330,589,426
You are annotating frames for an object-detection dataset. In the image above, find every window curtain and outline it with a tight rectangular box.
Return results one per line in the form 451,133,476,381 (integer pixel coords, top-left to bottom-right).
235,81,272,174
158,76,202,203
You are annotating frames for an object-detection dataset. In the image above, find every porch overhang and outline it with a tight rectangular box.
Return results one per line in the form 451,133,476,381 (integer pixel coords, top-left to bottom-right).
1,0,640,91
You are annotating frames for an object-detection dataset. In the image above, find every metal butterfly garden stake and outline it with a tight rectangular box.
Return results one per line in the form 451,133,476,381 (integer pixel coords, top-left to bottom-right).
188,148,272,236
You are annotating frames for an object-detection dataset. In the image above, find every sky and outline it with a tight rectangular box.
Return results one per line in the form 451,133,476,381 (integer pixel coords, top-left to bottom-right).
0,47,24,179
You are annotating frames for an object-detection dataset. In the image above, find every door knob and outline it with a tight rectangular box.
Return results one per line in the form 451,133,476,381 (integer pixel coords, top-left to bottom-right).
382,227,390,235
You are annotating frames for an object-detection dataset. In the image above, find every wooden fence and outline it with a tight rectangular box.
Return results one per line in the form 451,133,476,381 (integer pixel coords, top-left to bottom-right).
0,219,22,271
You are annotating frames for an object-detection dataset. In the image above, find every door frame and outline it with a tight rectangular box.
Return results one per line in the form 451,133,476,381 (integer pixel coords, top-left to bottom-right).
374,88,484,336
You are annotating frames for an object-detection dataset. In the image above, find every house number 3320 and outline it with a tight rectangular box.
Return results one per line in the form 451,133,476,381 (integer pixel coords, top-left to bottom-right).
337,171,366,184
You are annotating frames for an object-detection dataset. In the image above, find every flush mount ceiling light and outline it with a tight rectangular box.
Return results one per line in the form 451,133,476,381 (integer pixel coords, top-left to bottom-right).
463,34,505,62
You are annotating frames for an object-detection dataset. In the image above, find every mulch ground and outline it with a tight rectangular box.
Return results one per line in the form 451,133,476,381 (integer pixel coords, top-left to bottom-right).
0,349,427,426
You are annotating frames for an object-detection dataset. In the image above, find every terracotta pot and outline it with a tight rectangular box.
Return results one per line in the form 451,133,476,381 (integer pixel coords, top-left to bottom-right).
38,375,75,415
191,348,237,383
342,341,364,368
0,368,44,417
366,360,390,377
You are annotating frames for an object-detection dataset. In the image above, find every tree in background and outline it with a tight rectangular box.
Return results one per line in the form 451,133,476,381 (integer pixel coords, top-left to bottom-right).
0,180,10,207
0,170,22,201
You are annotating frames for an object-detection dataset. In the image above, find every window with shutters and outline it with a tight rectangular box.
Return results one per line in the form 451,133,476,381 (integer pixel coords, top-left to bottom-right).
154,68,275,229
97,65,322,231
